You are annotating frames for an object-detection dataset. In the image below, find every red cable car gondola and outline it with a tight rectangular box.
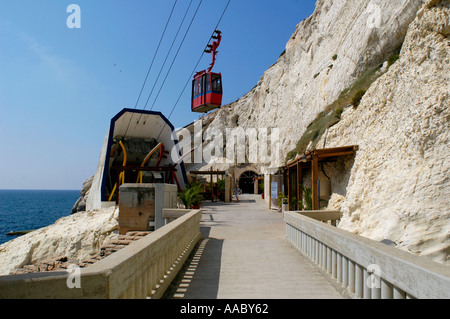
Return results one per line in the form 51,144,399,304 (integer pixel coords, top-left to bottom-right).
192,30,223,113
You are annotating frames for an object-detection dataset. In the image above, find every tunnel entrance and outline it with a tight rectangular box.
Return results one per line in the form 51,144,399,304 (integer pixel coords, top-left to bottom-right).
238,171,258,194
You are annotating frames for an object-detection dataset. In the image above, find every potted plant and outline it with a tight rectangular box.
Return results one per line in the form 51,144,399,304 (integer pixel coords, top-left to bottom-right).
217,179,226,201
258,182,265,199
178,182,204,209
281,197,289,213
277,192,288,212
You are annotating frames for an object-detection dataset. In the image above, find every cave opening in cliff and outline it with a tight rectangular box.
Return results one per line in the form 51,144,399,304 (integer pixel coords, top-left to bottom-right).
238,171,259,194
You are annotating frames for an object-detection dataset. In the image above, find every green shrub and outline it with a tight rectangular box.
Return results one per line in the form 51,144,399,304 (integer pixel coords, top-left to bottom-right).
352,89,366,107
178,182,204,209
286,46,403,164
278,192,287,207
217,179,225,194
388,54,400,66
312,130,320,141
285,109,341,162
335,107,344,119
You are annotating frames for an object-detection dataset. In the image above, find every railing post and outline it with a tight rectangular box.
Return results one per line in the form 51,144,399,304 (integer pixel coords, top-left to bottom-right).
326,247,332,274
393,286,406,299
342,256,348,288
337,253,342,284
332,250,337,279
364,269,371,299
372,278,381,299
355,264,363,298
382,280,393,299
348,261,355,294
315,240,320,264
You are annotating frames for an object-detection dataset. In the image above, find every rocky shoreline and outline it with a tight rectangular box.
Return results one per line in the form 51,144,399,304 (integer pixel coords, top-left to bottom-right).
10,231,151,275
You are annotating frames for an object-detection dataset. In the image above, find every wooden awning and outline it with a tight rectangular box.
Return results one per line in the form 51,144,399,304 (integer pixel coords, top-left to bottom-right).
286,145,359,168
189,171,227,175
284,145,358,211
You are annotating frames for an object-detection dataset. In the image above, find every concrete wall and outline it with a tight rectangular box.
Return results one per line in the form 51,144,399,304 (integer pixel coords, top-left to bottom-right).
118,183,177,234
0,210,202,299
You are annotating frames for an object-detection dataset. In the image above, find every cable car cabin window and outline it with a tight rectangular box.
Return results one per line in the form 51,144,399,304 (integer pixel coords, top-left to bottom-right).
211,74,222,93
206,74,211,93
193,77,201,97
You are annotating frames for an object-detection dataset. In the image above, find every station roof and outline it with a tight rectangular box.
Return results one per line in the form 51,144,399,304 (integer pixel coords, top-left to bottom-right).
286,145,359,168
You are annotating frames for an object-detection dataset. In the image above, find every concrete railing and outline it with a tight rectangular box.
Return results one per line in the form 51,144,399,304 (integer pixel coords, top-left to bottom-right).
297,210,341,226
285,211,450,299
162,208,194,225
0,210,202,299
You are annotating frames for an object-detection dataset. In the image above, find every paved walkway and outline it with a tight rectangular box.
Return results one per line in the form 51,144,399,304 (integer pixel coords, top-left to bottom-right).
165,194,343,299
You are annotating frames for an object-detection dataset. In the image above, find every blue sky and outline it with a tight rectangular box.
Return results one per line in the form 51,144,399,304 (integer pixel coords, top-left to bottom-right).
0,0,316,190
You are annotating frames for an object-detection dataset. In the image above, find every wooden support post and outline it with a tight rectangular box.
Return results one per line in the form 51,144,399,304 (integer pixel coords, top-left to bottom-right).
210,168,213,196
297,162,303,211
312,154,319,210
287,167,291,210
268,174,272,210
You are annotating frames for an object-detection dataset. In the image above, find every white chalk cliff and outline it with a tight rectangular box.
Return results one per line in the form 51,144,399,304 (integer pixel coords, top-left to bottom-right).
193,0,424,170
0,0,448,275
318,0,449,264
188,0,449,264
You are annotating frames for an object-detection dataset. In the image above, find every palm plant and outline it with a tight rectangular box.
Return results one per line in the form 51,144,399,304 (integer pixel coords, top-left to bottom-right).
178,182,204,209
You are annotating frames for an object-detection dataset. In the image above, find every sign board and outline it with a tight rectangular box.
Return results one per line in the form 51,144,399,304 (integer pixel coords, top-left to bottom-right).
271,182,278,199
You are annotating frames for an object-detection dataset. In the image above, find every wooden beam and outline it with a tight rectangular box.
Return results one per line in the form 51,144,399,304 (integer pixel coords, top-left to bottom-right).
316,151,356,159
286,145,358,167
314,145,358,155
312,154,319,211
189,171,226,175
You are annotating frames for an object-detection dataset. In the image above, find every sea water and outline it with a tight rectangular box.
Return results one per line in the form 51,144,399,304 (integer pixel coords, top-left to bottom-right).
0,190,79,245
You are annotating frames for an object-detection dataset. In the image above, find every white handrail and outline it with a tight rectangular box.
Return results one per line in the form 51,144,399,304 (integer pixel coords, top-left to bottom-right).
285,211,450,299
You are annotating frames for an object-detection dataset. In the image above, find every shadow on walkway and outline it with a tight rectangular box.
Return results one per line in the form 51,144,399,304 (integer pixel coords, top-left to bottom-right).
163,227,224,299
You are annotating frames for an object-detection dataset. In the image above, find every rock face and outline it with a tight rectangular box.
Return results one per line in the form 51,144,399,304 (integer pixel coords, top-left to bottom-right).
317,0,450,264
191,0,423,170
187,0,448,264
0,207,119,276
71,175,94,214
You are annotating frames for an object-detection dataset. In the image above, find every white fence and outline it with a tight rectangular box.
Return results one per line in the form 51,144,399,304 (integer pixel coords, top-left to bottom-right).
285,211,450,299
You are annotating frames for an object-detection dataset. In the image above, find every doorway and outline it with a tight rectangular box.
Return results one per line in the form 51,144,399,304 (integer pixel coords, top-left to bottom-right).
238,171,258,194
